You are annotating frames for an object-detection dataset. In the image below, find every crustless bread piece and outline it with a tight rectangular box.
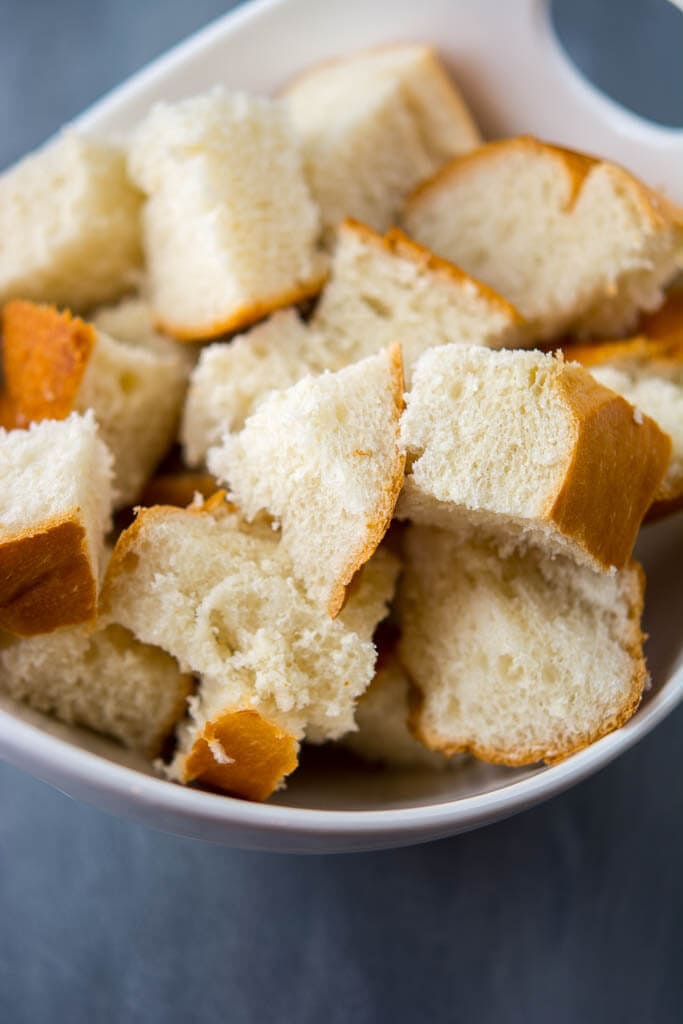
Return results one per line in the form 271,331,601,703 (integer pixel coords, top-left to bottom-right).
310,220,527,380
284,44,481,239
181,310,327,467
128,89,326,340
343,650,452,769
208,346,405,616
566,332,683,518
0,132,142,310
399,526,648,765
0,412,113,637
1,301,189,505
398,345,671,571
0,624,192,757
101,500,399,799
403,136,683,341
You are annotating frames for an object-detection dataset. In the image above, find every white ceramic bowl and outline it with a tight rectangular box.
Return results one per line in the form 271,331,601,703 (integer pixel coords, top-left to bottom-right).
1,0,682,853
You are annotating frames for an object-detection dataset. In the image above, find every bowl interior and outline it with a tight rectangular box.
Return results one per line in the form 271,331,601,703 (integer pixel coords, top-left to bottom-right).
2,0,682,827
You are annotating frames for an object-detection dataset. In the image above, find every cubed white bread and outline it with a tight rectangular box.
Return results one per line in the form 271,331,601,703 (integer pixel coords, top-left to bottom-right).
181,310,327,466
208,346,405,616
398,345,670,571
0,131,142,310
284,44,481,239
311,220,527,380
0,412,113,636
92,296,198,367
342,650,452,769
0,624,192,757
399,526,647,765
102,500,399,800
403,137,683,341
128,89,326,340
566,332,683,517
1,301,190,505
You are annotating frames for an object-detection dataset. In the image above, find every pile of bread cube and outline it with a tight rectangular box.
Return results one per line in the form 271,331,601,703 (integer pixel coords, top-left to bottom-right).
0,44,681,801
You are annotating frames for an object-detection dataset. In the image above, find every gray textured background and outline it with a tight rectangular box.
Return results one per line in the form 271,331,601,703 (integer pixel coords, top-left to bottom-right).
1,1,682,1021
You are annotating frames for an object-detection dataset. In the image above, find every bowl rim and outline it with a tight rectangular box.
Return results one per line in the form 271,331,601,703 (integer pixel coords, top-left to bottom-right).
1,667,680,837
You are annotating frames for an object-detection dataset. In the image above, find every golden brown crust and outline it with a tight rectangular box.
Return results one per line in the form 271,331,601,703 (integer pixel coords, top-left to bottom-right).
153,274,327,342
565,333,683,370
0,301,96,428
180,709,299,801
547,365,671,570
0,513,97,637
408,562,647,766
640,289,683,339
405,135,683,228
341,218,525,328
327,343,406,618
138,472,218,509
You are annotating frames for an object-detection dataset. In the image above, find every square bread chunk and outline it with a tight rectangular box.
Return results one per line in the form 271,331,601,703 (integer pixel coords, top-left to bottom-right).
398,345,671,571
102,500,399,800
403,136,683,341
284,44,481,238
311,219,526,379
399,526,648,765
181,309,326,467
566,331,683,518
128,89,326,340
0,412,113,636
208,346,405,616
1,301,189,505
0,623,192,757
0,132,142,310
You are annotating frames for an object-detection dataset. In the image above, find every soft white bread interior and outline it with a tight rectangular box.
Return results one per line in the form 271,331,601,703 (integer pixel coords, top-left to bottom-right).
0,623,192,756
1,301,189,505
310,220,527,381
92,296,197,367
403,137,683,340
0,412,113,636
398,345,671,571
343,647,451,769
566,328,683,517
181,309,326,467
0,131,142,310
102,500,399,799
209,346,405,616
128,89,325,340
399,526,647,765
284,44,481,239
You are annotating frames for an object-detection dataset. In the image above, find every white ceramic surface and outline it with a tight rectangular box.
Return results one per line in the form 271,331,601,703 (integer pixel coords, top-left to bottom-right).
1,0,682,853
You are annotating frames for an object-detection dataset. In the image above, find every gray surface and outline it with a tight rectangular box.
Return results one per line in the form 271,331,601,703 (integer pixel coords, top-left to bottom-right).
0,1,682,1021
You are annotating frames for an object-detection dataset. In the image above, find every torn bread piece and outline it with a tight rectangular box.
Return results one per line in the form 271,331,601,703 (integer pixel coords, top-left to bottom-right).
0,624,192,757
403,136,683,341
399,526,647,765
398,345,670,571
92,295,198,367
181,310,327,467
310,220,527,380
128,89,325,340
0,412,113,636
566,331,683,517
101,501,399,799
343,649,452,770
1,301,189,505
209,345,405,616
0,131,142,310
284,44,481,239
